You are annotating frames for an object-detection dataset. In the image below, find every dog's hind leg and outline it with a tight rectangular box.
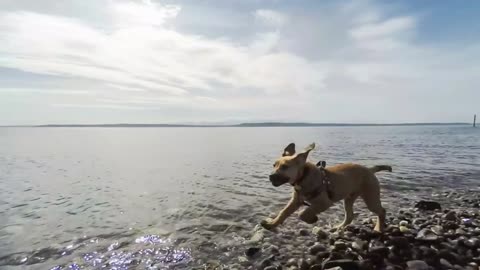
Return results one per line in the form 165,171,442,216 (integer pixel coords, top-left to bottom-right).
365,200,386,232
361,178,386,232
335,194,358,229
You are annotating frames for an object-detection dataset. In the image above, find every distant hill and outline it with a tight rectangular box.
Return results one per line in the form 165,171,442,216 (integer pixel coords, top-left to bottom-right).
26,122,470,127
236,122,469,127
36,124,213,127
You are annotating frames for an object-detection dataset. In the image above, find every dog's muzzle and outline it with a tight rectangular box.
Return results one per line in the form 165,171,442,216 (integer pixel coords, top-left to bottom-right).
269,173,289,187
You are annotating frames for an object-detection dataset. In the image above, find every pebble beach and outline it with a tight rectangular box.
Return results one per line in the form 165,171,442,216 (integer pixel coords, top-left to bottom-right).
235,189,480,270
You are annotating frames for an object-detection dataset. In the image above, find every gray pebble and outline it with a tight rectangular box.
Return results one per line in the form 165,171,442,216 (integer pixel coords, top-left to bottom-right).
431,225,444,235
309,243,327,255
299,229,310,236
312,226,329,240
228,263,242,270
344,231,355,239
389,236,410,248
306,241,315,247
462,218,474,227
351,239,367,251
246,247,261,257
260,256,275,269
316,251,331,262
416,228,438,241
406,260,429,270
399,225,411,233
399,220,409,227
332,240,347,251
298,258,310,270
322,259,358,270
369,246,389,257
438,249,460,265
286,258,297,267
412,218,427,225
205,260,221,269
465,237,480,248
444,211,457,221
414,200,441,211
266,245,280,255
250,225,266,242
440,258,453,269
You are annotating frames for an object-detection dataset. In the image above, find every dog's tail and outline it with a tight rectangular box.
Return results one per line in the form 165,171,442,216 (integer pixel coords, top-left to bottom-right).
370,165,392,173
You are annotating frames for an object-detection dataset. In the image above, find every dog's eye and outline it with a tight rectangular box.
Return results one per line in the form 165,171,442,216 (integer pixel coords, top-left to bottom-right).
280,164,289,170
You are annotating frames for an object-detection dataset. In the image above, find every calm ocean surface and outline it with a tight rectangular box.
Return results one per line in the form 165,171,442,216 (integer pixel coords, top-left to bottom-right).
0,126,479,269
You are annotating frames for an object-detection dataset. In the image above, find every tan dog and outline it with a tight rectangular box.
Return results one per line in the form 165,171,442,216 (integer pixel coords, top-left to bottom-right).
261,143,391,232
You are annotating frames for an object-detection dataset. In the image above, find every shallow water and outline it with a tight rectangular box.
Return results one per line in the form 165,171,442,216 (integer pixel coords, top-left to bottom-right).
0,126,479,269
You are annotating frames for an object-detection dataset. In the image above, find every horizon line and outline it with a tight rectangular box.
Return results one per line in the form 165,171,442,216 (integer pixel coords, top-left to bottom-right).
0,122,471,128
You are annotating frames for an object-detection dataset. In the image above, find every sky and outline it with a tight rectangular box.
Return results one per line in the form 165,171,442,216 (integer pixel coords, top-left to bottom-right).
0,0,479,125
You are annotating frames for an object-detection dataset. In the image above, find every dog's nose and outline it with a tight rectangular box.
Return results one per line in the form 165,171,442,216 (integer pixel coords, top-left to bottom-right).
269,173,288,187
269,173,283,182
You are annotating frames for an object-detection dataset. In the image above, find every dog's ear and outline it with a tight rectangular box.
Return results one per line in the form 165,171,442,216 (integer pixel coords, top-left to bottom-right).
294,143,315,162
304,143,315,152
282,143,296,157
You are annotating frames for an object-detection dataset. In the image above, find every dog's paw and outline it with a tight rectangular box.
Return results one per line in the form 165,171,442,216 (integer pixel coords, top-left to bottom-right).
300,214,318,225
260,218,276,230
306,215,319,224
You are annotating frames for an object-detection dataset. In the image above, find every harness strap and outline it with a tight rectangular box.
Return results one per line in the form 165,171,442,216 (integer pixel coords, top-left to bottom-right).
321,167,334,200
298,164,334,206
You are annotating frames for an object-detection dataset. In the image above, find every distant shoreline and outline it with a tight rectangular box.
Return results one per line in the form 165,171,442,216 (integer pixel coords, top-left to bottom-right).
0,122,470,128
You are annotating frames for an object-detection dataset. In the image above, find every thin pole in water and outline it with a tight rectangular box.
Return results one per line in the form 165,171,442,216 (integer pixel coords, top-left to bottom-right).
474,114,477,128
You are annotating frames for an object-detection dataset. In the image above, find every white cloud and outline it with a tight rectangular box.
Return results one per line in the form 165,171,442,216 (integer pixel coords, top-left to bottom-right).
52,103,146,110
254,9,287,27
350,16,415,39
0,2,319,103
109,0,181,28
0,88,91,95
0,0,479,124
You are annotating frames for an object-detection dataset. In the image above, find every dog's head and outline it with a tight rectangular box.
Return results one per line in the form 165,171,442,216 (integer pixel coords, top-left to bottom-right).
269,142,315,187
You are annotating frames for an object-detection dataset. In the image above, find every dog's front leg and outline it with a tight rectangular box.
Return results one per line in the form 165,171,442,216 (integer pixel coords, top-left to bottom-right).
261,191,302,230
299,194,333,224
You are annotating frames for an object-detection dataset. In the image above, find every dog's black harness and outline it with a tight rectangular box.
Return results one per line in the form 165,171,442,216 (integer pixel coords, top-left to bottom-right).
292,161,333,206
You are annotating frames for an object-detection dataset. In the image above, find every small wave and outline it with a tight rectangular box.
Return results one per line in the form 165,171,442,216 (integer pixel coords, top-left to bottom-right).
0,232,192,269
